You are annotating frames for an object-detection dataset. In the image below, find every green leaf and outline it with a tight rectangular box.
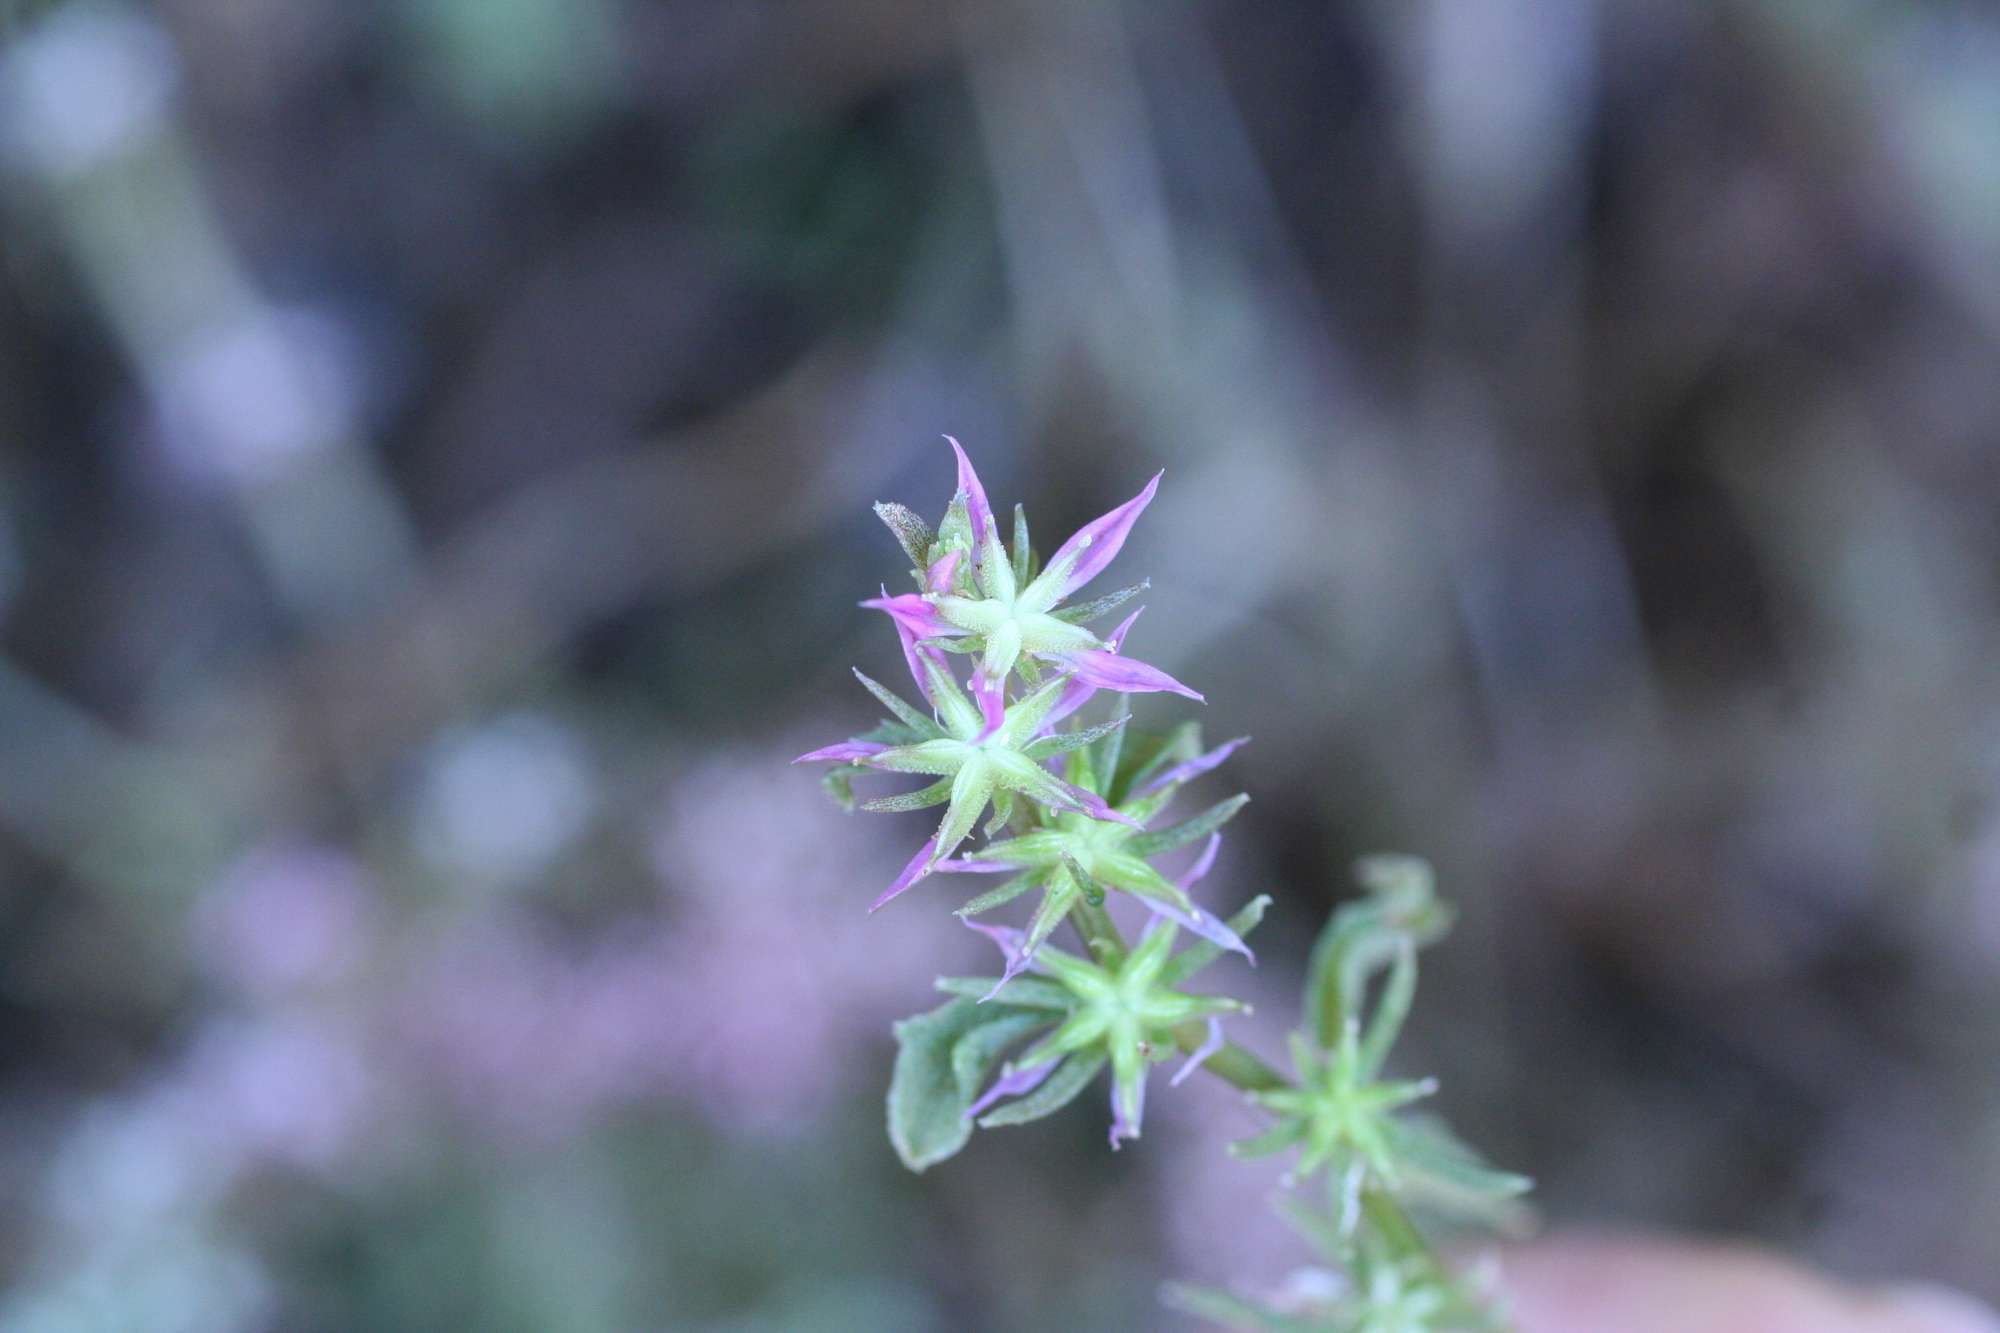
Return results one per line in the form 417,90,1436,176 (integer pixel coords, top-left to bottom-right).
1125,793,1249,858
1384,1114,1535,1230
977,1050,1107,1128
873,501,933,569
887,999,1044,1172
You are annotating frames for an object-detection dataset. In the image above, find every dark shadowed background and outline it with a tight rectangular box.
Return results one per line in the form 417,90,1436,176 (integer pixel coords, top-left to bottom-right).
1,1,1997,1329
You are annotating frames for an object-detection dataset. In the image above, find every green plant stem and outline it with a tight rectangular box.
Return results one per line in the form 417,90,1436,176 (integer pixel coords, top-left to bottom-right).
1068,892,1126,968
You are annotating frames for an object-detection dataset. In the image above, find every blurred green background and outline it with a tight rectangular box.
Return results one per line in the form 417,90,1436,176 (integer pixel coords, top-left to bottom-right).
2,0,1999,1328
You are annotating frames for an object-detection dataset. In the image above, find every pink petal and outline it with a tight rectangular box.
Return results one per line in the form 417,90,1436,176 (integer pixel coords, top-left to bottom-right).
1037,607,1149,734
932,858,1022,873
1138,736,1249,795
869,839,937,912
946,436,993,548
793,740,889,764
1064,648,1203,701
1046,471,1161,600
926,548,962,593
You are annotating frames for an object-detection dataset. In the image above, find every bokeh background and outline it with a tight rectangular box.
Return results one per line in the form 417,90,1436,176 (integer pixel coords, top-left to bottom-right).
3,0,1999,1328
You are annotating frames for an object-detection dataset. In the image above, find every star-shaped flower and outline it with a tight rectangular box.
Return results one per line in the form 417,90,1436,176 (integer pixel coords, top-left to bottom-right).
955,905,1262,1148
864,439,1200,726
1235,1021,1440,1193
936,716,1254,988
795,654,1139,909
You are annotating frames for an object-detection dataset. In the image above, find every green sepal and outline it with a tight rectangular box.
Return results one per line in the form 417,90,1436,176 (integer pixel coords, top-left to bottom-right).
1126,793,1250,858
1304,854,1454,1050
820,765,864,811
852,669,941,738
984,788,1015,836
934,975,1077,1011
934,493,974,568
1024,714,1129,761
1228,1118,1307,1159
873,501,934,569
1093,694,1132,795
1051,579,1149,626
887,998,1046,1172
860,777,953,814
955,870,1042,916
1011,503,1036,589
1113,720,1203,804
976,1051,1108,1128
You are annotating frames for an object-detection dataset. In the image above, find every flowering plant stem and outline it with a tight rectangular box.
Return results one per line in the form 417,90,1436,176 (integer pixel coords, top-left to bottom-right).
800,441,1530,1329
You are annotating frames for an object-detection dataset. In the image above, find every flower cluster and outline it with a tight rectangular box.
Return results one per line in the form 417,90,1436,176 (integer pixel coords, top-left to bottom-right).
796,442,1530,1330
798,439,1259,1150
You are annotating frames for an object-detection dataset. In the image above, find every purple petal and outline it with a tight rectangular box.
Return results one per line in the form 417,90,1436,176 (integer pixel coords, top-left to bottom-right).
1109,1070,1147,1149
1104,607,1143,651
926,548,962,593
946,436,993,548
1046,471,1161,601
869,839,937,913
1038,675,1098,734
1055,779,1144,828
1063,647,1203,701
967,1058,1057,1120
1177,833,1222,890
972,668,1005,740
1036,608,1148,734
861,589,958,640
1138,736,1250,795
793,740,889,765
960,916,1046,1000
862,587,962,701
963,917,1034,969
1142,894,1255,965
932,857,1023,874
1170,1016,1224,1087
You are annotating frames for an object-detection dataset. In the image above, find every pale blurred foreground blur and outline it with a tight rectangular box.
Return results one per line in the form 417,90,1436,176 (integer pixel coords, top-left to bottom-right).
1500,1237,2000,1333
